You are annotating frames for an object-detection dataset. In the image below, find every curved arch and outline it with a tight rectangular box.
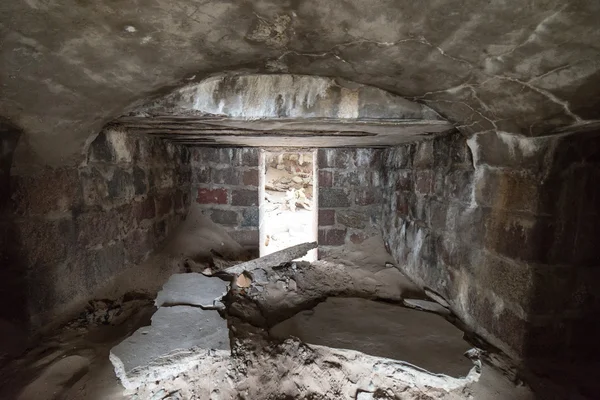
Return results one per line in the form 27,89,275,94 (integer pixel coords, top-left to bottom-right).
115,74,454,147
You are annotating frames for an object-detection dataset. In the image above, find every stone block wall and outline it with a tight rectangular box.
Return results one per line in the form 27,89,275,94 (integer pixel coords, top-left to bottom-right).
381,129,600,374
189,147,384,253
317,148,383,251
190,147,260,249
7,129,191,329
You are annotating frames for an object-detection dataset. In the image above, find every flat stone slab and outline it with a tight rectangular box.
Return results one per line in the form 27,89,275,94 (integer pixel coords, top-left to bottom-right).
155,273,229,309
270,297,474,378
110,306,229,389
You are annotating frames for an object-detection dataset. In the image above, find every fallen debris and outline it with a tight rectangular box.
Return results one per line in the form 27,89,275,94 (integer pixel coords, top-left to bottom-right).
235,272,252,288
110,306,229,390
155,273,229,309
132,338,482,400
223,241,317,275
285,187,312,211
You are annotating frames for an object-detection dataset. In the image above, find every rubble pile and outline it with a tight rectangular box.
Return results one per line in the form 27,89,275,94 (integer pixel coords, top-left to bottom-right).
108,240,494,399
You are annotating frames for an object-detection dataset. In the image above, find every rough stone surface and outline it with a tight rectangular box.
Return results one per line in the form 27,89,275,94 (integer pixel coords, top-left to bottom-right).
5,129,191,329
317,148,383,250
403,299,451,316
155,273,229,309
3,2,600,166
229,261,422,328
2,5,600,395
191,148,260,250
117,74,452,147
110,306,229,389
224,242,317,275
381,128,600,395
131,339,482,399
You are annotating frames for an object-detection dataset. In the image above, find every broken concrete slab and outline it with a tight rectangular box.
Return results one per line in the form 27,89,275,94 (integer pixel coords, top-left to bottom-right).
155,273,229,309
224,241,317,275
110,306,229,390
269,297,475,378
234,260,424,326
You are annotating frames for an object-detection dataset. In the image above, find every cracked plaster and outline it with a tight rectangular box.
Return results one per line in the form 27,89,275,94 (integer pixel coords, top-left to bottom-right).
1,0,600,166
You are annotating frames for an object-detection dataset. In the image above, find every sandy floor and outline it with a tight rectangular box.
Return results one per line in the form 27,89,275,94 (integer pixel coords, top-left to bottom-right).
0,208,536,400
0,205,246,400
0,297,155,400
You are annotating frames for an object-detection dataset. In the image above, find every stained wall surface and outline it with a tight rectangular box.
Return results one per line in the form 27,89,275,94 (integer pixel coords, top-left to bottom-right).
3,1,600,167
190,147,261,250
3,129,191,331
381,129,600,389
317,148,383,252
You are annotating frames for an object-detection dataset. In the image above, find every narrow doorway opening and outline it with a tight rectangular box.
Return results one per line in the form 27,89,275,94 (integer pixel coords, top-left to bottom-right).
259,149,318,261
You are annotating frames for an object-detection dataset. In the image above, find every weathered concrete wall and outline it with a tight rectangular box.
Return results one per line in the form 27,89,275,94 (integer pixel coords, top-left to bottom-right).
3,1,600,167
6,129,191,330
190,147,260,249
381,129,600,371
317,148,383,252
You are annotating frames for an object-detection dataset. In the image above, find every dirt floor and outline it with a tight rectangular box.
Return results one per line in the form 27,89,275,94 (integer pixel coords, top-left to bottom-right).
0,206,537,400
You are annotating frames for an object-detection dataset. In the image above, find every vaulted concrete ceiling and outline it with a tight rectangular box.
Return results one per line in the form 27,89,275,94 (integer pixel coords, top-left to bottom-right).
114,74,454,147
1,0,600,164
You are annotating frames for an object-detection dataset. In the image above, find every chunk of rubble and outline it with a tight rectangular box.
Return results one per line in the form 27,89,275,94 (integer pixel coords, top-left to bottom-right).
235,272,252,288
132,338,482,399
223,241,317,275
155,273,228,309
110,306,229,390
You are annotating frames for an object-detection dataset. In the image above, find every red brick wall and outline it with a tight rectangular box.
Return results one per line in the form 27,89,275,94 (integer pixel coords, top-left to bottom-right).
191,147,260,249
191,147,384,253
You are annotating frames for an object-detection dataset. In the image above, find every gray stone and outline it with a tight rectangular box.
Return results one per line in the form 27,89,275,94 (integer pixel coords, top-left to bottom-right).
155,273,229,309
424,289,451,309
319,188,351,208
251,268,269,283
403,299,451,316
110,306,229,389
336,210,368,229
224,242,317,275
270,297,474,378
241,208,259,228
210,209,239,226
